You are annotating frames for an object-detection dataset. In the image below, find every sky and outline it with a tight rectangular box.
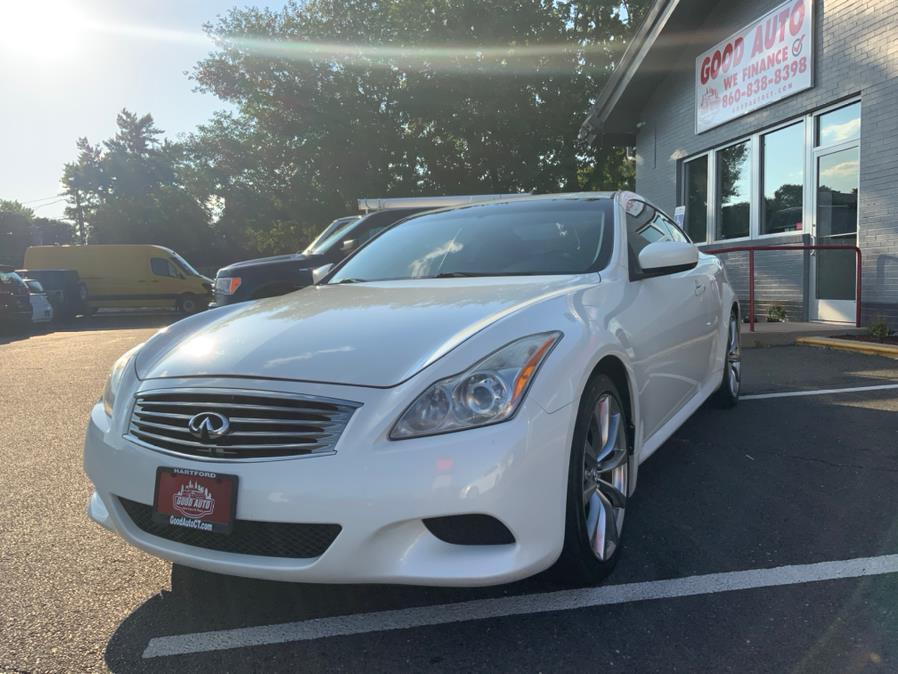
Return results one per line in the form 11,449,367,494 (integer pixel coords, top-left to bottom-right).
0,0,273,220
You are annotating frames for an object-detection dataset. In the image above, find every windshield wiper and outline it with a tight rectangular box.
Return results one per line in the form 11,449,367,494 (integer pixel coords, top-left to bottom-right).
334,278,367,284
432,271,484,278
431,271,547,278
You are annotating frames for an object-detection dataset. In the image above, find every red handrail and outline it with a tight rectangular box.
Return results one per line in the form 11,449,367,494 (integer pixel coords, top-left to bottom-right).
708,244,862,332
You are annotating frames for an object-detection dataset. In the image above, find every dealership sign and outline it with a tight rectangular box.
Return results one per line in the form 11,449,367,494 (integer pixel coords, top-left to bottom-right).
695,0,813,133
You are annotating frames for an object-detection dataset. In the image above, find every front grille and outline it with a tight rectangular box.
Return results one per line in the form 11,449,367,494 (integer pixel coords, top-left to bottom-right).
119,498,341,558
127,389,360,460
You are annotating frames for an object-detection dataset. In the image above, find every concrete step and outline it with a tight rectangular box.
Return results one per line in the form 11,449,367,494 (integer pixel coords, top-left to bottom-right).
740,321,866,348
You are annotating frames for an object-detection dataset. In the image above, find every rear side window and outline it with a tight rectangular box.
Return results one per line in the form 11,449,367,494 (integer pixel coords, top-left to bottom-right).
150,258,177,278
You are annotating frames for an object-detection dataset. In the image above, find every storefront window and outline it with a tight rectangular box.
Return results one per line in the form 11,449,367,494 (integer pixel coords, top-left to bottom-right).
717,141,751,239
761,122,804,235
683,156,708,243
817,102,860,147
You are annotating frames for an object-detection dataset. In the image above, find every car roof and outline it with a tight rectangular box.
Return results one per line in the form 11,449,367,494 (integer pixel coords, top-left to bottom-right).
393,191,620,220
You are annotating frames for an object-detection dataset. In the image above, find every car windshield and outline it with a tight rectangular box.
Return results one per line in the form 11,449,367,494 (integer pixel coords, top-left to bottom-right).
307,218,367,256
304,216,360,255
170,253,201,277
328,197,614,283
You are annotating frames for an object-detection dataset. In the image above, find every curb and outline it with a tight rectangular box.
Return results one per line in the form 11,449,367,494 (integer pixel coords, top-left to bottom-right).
795,336,898,358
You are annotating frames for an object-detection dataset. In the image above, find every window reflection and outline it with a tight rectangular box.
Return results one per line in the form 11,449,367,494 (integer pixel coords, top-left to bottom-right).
684,156,708,243
717,141,751,239
762,122,804,235
817,102,860,147
816,147,859,300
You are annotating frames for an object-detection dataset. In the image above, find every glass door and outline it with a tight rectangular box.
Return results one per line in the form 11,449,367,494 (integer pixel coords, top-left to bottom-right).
811,146,859,322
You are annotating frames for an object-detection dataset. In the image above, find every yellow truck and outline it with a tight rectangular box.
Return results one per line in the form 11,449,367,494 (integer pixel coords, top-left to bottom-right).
23,245,212,314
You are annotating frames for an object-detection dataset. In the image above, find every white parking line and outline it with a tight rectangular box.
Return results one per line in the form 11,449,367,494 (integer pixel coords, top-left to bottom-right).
741,383,898,400
143,553,898,659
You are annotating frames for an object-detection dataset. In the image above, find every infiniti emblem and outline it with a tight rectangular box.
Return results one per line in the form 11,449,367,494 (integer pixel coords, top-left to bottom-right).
187,412,231,441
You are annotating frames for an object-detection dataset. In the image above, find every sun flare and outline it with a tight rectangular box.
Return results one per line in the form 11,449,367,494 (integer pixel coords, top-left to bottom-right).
0,0,88,62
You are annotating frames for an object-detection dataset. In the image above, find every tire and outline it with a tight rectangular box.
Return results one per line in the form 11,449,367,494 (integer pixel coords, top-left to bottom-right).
710,308,741,408
554,374,630,586
177,293,202,315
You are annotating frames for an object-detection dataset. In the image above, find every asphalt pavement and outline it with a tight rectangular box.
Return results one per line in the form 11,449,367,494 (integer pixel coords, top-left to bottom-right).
1,315,897,672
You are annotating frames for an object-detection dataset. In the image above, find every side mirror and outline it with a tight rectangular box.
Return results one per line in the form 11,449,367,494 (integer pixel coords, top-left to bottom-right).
311,263,334,284
638,240,699,277
340,239,356,253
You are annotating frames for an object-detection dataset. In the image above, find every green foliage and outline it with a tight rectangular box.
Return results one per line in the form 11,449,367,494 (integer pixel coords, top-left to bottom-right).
32,218,75,246
869,315,893,343
0,201,74,266
185,0,646,254
766,304,787,323
62,110,215,265
0,200,33,266
56,3,648,261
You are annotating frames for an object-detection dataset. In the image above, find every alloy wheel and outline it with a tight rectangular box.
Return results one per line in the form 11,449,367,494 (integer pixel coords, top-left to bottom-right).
726,314,741,397
582,393,628,562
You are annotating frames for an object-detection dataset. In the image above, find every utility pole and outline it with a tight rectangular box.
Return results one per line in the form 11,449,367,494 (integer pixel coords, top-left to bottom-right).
74,190,86,244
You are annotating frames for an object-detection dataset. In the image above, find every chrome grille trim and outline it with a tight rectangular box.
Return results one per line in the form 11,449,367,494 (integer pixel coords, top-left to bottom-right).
126,388,361,461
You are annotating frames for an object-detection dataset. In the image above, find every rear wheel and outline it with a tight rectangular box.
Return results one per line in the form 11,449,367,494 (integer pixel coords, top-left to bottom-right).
711,308,741,408
555,374,630,586
177,293,202,315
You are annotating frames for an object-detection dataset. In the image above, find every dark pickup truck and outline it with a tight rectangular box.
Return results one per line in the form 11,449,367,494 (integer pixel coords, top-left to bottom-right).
211,208,425,307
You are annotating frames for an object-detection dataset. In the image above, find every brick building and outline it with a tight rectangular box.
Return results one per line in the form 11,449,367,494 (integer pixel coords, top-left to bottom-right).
581,0,897,327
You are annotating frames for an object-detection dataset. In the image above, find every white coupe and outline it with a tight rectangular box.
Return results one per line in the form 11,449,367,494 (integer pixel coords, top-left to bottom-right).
84,192,740,587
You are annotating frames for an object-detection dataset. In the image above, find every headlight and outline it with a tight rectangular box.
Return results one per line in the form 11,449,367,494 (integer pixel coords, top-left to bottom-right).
390,332,561,440
214,276,242,295
102,344,143,416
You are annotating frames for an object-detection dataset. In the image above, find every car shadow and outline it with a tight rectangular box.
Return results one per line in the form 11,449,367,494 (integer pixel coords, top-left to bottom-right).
104,565,568,672
0,327,38,345
0,312,179,345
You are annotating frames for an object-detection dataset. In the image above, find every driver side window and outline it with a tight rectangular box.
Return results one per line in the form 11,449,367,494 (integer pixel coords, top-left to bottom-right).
626,201,690,279
150,257,178,278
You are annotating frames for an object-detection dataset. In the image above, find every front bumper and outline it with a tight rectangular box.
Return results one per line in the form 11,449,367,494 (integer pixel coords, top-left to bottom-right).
84,377,575,586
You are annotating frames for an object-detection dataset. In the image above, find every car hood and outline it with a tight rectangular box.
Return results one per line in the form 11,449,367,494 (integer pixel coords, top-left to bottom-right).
218,253,320,274
135,276,586,387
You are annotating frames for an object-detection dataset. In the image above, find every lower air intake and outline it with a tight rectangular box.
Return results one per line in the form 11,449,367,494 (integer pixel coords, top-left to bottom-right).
423,514,515,546
119,497,341,559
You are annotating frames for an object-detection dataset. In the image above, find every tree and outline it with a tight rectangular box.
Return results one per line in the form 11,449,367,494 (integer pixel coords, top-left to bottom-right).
186,0,647,253
0,200,35,266
32,218,75,246
61,110,215,264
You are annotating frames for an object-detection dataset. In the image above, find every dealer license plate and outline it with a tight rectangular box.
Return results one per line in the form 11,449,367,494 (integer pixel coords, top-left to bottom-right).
152,467,238,534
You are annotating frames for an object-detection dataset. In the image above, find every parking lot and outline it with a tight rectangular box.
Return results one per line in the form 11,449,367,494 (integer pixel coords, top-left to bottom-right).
2,315,898,672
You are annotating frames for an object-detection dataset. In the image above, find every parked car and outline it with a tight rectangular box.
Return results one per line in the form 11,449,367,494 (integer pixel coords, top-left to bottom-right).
0,266,34,333
85,191,740,587
15,269,88,321
22,278,54,326
24,245,212,314
211,210,423,307
211,194,532,307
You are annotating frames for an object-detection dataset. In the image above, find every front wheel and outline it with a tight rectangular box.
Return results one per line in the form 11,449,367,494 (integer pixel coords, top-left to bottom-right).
177,293,203,315
711,308,741,408
554,374,630,586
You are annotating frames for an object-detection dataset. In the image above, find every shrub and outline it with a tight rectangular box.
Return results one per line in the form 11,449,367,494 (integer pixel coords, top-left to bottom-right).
766,304,787,323
869,316,894,343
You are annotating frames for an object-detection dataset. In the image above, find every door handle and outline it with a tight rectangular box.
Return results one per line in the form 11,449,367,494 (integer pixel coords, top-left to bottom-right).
694,279,706,296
